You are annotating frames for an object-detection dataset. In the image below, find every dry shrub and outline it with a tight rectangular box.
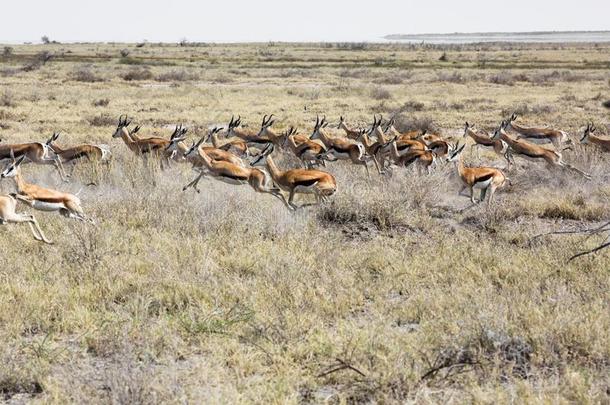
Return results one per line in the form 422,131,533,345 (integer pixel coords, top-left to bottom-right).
0,91,17,107
392,113,439,133
71,67,104,82
436,71,465,83
370,87,392,100
121,68,153,81
92,98,110,107
488,71,516,86
87,113,116,127
399,100,425,112
156,69,199,82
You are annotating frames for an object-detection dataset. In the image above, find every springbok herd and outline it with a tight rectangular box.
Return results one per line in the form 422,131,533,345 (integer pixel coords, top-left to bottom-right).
0,111,608,244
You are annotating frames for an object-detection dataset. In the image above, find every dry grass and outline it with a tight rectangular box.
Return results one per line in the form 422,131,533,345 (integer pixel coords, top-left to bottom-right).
0,41,609,403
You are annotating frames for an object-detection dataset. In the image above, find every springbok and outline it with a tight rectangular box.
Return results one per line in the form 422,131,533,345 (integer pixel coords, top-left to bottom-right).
251,144,337,209
445,143,508,206
387,137,436,174
337,116,363,140
225,115,275,149
0,193,52,244
45,132,112,173
492,121,591,179
112,115,173,168
255,114,290,147
463,122,511,169
0,138,69,181
1,154,92,222
177,128,247,192
180,135,291,208
210,125,249,158
506,113,571,149
580,123,610,152
310,116,369,176
282,127,326,168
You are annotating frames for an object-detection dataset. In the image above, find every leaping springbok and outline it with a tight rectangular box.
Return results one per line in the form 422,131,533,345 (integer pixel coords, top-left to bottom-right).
0,137,69,182
310,116,370,176
45,132,112,175
1,154,92,223
180,132,291,208
112,115,174,168
445,143,509,206
0,193,52,244
337,116,363,140
251,144,337,209
580,123,610,152
282,127,326,168
463,122,511,169
506,113,571,149
492,121,591,179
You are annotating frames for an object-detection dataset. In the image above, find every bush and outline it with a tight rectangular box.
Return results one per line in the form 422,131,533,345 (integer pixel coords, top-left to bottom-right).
120,49,130,58
121,68,153,81
392,114,439,133
72,68,104,82
370,87,392,100
488,71,515,86
2,46,13,57
436,71,465,83
22,51,52,72
0,91,17,108
399,100,425,112
439,52,448,62
87,113,116,127
155,70,199,82
92,98,110,107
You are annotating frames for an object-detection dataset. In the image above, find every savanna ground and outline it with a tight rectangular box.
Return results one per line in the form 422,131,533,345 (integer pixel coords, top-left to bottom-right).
0,41,609,403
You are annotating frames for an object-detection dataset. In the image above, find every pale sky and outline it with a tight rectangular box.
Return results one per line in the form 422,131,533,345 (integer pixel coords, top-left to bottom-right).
1,0,608,43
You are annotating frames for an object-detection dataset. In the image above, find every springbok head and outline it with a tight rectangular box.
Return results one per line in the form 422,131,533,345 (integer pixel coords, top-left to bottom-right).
445,142,466,163
463,122,473,138
165,124,189,158
580,122,596,144
1,151,26,178
113,115,133,138
257,114,276,138
250,144,274,167
281,126,298,148
226,115,242,137
310,115,329,140
491,120,508,141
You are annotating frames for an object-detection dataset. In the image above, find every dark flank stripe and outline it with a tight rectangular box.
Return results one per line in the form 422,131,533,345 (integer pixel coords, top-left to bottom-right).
474,172,495,184
331,144,351,154
220,172,248,181
294,178,319,187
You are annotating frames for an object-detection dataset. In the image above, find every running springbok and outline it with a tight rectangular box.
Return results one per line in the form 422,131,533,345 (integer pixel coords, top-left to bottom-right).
492,121,591,179
387,137,436,174
1,154,92,222
177,128,247,192
45,132,112,171
0,193,52,244
445,143,509,206
282,127,326,168
310,116,369,176
210,125,249,157
463,122,511,169
251,144,337,209
112,115,180,168
337,116,362,140
0,138,69,181
506,113,571,149
580,123,610,152
180,134,290,208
